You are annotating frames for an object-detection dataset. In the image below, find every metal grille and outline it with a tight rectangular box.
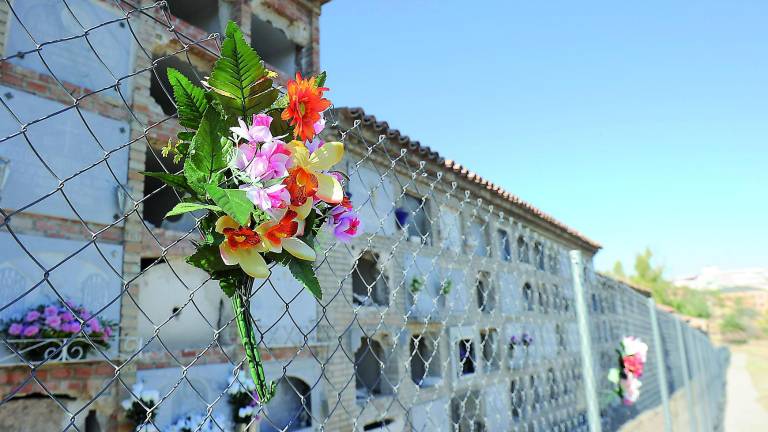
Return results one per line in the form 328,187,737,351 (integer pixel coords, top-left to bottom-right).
0,1,728,431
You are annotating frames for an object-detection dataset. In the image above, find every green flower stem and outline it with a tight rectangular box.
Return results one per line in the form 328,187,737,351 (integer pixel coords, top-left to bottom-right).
232,281,276,403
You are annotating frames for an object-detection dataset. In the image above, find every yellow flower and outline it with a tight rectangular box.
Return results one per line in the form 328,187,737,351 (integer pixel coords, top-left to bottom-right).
285,140,344,205
215,216,269,278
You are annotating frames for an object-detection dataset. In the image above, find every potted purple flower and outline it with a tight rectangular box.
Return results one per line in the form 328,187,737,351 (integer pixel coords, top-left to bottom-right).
522,332,534,347
1,300,116,362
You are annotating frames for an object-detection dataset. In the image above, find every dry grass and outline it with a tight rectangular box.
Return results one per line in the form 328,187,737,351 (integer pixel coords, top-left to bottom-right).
731,341,768,411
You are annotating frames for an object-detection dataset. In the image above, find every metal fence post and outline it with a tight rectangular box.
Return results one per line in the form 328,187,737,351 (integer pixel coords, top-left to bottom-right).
570,250,602,432
648,299,673,431
675,318,697,432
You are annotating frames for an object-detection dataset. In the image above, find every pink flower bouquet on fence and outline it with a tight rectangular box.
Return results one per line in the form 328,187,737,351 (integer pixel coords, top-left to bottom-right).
607,336,648,405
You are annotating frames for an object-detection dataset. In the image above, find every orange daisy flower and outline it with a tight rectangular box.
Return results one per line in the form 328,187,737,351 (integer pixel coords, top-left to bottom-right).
281,73,331,142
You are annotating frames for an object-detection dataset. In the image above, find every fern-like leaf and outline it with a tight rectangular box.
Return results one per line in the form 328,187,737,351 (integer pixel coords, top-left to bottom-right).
208,21,276,117
167,68,208,129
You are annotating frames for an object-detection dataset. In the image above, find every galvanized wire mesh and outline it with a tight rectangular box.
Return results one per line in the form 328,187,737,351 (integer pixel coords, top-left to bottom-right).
0,1,728,431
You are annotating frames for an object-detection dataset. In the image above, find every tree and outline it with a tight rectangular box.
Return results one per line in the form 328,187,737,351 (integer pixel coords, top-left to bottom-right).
608,248,710,318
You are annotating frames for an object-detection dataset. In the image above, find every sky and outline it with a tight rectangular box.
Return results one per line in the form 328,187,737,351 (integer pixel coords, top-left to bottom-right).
319,1,768,278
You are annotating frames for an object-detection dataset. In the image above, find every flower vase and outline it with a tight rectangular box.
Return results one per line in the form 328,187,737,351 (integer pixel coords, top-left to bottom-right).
395,208,409,228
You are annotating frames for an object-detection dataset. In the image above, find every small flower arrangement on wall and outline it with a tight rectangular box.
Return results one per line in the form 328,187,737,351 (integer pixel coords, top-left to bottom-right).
122,382,160,431
227,371,260,426
0,300,115,361
440,279,452,296
521,332,534,347
410,277,425,294
141,22,361,404
168,412,229,432
607,336,648,405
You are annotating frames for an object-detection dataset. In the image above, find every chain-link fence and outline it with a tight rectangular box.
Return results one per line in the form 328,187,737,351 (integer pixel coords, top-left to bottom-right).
0,1,728,431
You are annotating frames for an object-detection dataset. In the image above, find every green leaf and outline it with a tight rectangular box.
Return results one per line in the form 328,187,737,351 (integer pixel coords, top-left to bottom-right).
177,131,195,142
266,109,292,138
289,259,322,300
208,21,270,117
140,171,195,194
186,244,234,274
167,68,208,129
215,273,240,297
607,368,620,384
315,71,327,87
184,108,229,194
206,185,255,226
165,202,221,218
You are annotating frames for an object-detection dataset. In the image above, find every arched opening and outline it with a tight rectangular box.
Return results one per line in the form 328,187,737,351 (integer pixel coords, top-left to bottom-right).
355,337,389,398
165,0,221,35
352,252,388,306
534,241,545,271
517,236,529,263
409,333,441,387
260,377,312,432
522,283,534,312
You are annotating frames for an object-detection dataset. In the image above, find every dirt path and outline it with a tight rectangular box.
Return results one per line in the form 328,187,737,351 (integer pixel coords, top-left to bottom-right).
725,351,768,431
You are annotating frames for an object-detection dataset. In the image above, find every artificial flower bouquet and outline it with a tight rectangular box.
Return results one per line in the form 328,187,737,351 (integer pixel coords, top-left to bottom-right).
227,371,260,426
122,381,160,431
169,412,229,432
0,300,115,362
607,336,648,405
141,22,360,403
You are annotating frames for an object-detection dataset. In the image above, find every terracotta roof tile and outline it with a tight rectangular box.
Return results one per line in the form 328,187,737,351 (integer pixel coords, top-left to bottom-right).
336,107,601,250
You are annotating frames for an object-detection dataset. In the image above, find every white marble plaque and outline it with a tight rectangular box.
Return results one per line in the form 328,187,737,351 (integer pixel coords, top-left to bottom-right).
347,163,396,236
0,231,123,328
250,266,318,347
0,86,130,224
483,383,511,431
136,363,233,430
5,0,134,94
409,397,450,432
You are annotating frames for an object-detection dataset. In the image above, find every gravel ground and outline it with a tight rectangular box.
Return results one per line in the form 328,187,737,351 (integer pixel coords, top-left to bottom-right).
725,351,768,431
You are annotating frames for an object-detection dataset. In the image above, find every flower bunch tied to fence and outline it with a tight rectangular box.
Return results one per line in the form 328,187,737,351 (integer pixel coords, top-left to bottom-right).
607,336,648,405
141,21,360,404
1,300,115,362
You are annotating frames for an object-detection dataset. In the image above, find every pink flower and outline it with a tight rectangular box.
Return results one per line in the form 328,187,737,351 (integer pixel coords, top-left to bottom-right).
45,315,62,330
24,311,41,322
233,140,291,182
8,323,24,336
22,325,39,337
87,319,102,334
62,322,82,334
313,114,326,135
241,183,290,213
231,114,273,144
102,326,113,341
44,306,59,317
620,376,642,405
60,311,74,322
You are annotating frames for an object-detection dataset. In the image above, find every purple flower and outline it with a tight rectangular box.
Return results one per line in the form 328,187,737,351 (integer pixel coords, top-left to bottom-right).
8,323,24,336
45,315,62,330
329,201,361,242
22,325,39,337
60,311,74,322
87,319,101,334
44,305,59,317
306,137,324,154
510,335,519,345
62,322,82,334
230,114,273,145
24,311,41,322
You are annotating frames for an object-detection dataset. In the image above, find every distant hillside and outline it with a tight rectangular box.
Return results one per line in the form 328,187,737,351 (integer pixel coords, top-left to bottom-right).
674,267,768,291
